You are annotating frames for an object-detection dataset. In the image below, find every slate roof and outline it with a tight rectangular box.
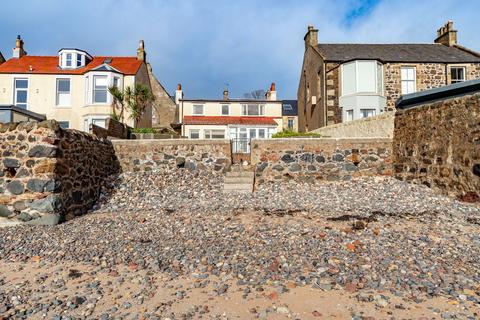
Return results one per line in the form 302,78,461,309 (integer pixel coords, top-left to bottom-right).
316,43,480,63
183,116,278,126
282,100,298,116
0,56,143,75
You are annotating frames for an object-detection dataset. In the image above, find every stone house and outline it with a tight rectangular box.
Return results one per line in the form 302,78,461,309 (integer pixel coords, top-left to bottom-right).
298,21,480,132
282,100,298,132
0,36,154,131
147,63,177,129
175,83,283,152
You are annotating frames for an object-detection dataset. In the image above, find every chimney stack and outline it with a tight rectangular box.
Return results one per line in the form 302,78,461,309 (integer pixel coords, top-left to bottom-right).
266,82,277,101
223,88,229,100
137,40,146,61
175,83,183,105
434,20,457,47
304,25,318,50
13,35,27,59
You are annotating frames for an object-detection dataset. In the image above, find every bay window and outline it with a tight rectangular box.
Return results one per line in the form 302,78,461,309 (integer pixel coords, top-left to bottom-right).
14,78,28,109
341,60,383,96
360,109,376,118
93,75,108,103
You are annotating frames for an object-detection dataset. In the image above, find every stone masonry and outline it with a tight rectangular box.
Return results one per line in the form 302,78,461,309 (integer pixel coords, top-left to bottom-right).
393,92,480,199
0,120,119,224
252,138,392,185
112,139,231,173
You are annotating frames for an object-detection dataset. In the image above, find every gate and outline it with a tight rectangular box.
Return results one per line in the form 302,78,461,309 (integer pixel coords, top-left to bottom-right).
231,138,251,164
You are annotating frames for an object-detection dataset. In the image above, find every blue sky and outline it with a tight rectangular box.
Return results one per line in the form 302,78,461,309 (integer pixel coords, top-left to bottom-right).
1,0,479,99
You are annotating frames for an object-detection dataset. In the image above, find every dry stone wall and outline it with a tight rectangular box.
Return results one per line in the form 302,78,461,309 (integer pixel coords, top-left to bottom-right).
0,120,119,225
393,92,480,199
112,139,231,173
252,138,392,184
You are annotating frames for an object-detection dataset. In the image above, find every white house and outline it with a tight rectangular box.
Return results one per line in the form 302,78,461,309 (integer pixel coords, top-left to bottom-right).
175,83,283,152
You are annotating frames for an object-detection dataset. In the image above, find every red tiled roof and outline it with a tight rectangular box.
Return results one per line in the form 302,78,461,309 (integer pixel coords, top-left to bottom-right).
183,116,279,126
0,56,143,75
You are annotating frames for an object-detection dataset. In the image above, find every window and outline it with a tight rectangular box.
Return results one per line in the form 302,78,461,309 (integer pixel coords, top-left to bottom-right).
76,54,82,67
346,110,354,122
58,121,69,129
189,129,200,139
204,129,225,139
113,77,120,88
249,128,257,139
451,67,465,84
221,104,229,115
66,53,72,67
56,78,71,106
14,78,28,109
258,128,266,138
192,105,204,115
287,117,294,129
93,75,108,103
341,60,384,96
360,109,376,118
85,76,89,104
92,118,106,128
401,67,416,94
242,104,265,116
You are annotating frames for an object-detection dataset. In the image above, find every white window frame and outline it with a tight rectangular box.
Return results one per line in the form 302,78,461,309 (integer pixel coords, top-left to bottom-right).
192,104,204,115
55,77,71,107
93,75,108,104
346,109,354,122
360,109,376,118
401,67,416,95
13,77,29,109
204,129,225,139
66,53,72,67
76,54,82,67
82,115,109,132
189,129,200,139
450,66,466,84
241,104,265,116
341,60,384,96
221,104,229,115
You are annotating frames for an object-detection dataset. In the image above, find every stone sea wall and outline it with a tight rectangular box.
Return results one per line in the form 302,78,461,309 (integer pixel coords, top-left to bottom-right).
393,93,480,200
252,138,392,184
0,120,118,225
111,139,231,173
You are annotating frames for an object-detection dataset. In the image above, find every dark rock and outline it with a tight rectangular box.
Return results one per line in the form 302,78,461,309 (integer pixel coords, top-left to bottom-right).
289,163,301,172
272,165,284,171
0,205,12,218
3,158,20,168
256,162,268,172
6,181,24,195
332,154,344,162
18,211,32,222
281,154,295,163
307,165,317,172
315,155,325,163
29,195,62,213
27,179,47,192
473,164,480,177
343,163,358,172
44,180,62,193
300,153,314,163
186,161,196,171
28,145,58,158
26,214,60,226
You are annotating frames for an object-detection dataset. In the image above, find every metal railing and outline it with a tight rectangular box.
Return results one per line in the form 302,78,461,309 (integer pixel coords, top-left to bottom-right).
231,138,251,154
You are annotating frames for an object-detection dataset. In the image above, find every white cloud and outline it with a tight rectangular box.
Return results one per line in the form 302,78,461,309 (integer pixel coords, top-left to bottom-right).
0,0,478,98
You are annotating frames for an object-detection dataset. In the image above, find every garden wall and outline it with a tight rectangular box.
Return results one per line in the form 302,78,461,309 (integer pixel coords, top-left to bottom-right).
0,120,119,225
252,138,392,184
111,139,231,173
393,92,480,199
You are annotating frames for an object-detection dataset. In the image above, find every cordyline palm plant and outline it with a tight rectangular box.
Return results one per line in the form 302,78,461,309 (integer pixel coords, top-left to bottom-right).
108,84,155,125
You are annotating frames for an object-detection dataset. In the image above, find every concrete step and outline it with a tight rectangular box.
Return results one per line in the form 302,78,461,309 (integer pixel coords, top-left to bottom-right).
223,183,252,191
224,177,253,184
226,171,254,178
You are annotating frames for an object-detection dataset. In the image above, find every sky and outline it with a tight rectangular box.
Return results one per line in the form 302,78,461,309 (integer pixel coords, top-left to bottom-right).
1,0,479,99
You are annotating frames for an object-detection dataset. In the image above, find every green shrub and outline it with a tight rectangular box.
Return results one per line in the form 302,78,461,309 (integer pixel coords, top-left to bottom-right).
131,127,156,134
272,129,321,138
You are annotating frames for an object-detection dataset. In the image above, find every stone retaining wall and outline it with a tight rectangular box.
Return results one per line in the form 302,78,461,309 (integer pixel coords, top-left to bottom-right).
0,120,119,225
312,111,394,138
111,139,231,173
393,93,480,199
252,138,392,184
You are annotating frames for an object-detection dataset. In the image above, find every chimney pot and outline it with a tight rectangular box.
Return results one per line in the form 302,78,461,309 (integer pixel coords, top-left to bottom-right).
434,20,457,47
137,39,146,61
223,89,229,100
304,25,318,50
177,83,182,90
13,35,26,59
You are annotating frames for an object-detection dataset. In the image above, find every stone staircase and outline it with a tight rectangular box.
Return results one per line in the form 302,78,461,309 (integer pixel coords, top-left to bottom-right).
223,165,255,193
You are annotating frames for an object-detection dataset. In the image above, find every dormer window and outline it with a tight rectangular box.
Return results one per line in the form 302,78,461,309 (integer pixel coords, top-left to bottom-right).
58,49,92,69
